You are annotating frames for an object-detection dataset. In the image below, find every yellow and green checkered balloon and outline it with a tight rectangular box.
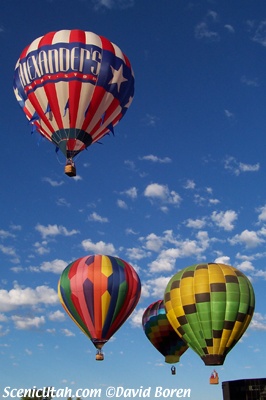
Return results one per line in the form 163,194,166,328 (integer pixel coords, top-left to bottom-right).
164,263,255,366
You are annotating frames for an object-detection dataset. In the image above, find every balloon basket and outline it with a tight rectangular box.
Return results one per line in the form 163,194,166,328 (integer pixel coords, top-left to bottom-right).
209,370,219,385
64,164,76,177
171,366,176,375
96,351,104,361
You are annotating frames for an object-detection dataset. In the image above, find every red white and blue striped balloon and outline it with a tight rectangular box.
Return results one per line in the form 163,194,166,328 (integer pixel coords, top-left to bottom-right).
13,29,135,160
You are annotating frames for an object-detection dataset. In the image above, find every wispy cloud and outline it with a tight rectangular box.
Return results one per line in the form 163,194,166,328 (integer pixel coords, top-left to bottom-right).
140,155,172,164
195,11,220,41
252,21,266,46
224,156,260,175
92,0,134,11
35,224,79,239
88,212,109,223
42,177,64,187
241,75,259,87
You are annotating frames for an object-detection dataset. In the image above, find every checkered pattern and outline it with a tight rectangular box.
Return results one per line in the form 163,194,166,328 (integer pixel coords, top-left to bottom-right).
142,300,188,364
164,263,255,366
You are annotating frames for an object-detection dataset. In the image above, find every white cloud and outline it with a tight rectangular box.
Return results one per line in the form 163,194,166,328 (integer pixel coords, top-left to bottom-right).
12,315,46,330
237,260,255,272
230,229,264,248
241,75,259,87
126,247,150,261
0,285,58,312
195,22,219,40
185,218,206,229
239,162,260,173
39,259,68,274
250,312,266,330
144,183,181,205
121,187,138,199
214,255,231,264
34,241,50,255
42,177,64,187
211,210,238,231
0,325,9,337
0,229,15,239
142,276,172,299
224,156,260,175
35,224,79,239
117,199,128,209
56,198,70,207
81,239,116,254
129,308,145,328
183,180,195,190
148,231,209,273
49,310,65,322
257,204,266,222
143,233,163,252
252,21,266,47
93,0,134,11
142,113,159,127
88,212,109,223
224,109,234,118
224,24,235,33
254,269,266,279
61,328,75,337
0,244,17,257
140,155,172,163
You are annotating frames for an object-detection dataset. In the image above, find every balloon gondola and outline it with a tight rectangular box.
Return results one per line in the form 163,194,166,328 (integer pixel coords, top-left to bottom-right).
13,30,135,176
209,370,219,385
164,263,255,366
58,254,141,360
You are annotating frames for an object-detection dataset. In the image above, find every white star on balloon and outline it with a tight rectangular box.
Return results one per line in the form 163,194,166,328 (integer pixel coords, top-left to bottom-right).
108,65,128,92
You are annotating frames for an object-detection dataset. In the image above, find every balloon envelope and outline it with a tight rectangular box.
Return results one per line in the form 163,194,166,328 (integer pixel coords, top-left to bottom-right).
142,300,188,364
58,255,141,352
13,29,134,161
164,263,255,366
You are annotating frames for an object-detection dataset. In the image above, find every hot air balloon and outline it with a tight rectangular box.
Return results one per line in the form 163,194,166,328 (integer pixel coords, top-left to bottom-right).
142,300,188,371
58,254,141,360
13,30,135,177
164,263,255,366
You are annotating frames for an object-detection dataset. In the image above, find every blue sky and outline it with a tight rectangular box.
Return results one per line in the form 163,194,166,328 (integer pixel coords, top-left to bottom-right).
1,0,266,399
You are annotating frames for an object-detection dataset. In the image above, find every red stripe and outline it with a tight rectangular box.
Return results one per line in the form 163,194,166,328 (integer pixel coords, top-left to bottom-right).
81,86,106,133
99,35,114,52
88,97,121,138
27,92,55,135
37,32,64,130
39,31,56,46
107,262,140,337
68,30,86,127
69,29,85,43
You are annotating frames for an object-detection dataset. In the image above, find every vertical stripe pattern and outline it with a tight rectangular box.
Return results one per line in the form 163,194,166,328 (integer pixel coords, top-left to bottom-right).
14,29,135,159
58,255,141,350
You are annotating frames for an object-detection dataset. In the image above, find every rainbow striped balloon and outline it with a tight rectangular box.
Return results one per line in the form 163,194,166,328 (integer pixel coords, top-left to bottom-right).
58,254,141,356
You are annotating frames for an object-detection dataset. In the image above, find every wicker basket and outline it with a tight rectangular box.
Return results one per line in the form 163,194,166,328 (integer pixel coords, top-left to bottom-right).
64,164,76,177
